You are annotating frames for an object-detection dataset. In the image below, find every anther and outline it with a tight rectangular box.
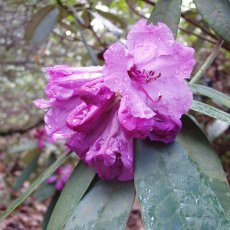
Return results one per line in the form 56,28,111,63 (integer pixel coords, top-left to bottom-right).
154,73,161,80
152,93,162,103
149,70,155,76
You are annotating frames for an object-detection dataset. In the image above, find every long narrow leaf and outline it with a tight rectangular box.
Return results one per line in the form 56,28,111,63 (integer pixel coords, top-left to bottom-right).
43,192,60,230
64,179,135,230
0,153,71,221
14,153,41,191
191,100,230,124
190,84,230,109
46,161,95,230
148,0,182,37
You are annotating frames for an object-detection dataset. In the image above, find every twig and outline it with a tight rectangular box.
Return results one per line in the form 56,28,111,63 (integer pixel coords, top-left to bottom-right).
179,28,216,44
190,39,224,84
57,0,98,65
67,4,99,65
0,119,44,137
126,0,146,18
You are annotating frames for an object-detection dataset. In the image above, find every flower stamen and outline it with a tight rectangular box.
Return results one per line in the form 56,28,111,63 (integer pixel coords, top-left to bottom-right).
128,65,161,84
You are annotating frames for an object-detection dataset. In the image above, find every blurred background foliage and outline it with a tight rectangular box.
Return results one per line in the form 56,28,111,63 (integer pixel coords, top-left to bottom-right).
0,0,229,229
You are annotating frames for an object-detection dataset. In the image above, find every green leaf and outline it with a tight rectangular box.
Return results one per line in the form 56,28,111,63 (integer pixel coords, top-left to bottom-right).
134,116,230,229
14,153,41,191
95,9,127,29
67,4,99,65
8,140,37,154
46,161,95,230
25,5,59,44
34,184,56,201
193,0,230,42
148,0,182,37
43,192,60,230
64,179,135,230
190,84,230,109
191,100,230,124
0,153,71,221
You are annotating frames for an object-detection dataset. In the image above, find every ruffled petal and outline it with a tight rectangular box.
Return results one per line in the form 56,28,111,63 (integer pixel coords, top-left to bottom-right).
127,20,174,65
149,114,182,143
127,20,195,80
118,88,155,139
44,96,81,141
66,81,115,131
45,65,103,100
85,109,133,181
143,77,193,121
33,99,54,109
66,113,110,159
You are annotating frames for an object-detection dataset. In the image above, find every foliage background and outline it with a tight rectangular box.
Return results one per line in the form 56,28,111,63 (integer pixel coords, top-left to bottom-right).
0,0,229,229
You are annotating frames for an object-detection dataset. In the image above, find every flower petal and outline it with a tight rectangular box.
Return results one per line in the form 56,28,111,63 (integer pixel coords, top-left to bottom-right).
46,65,103,100
44,96,81,141
66,81,115,131
55,180,64,191
127,20,174,65
47,175,57,184
103,42,132,92
149,114,182,143
118,89,155,139
85,109,133,181
127,20,195,80
66,113,110,159
144,77,193,121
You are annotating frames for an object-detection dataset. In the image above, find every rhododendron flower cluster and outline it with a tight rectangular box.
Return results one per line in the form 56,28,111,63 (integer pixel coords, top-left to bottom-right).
34,20,195,181
47,165,73,191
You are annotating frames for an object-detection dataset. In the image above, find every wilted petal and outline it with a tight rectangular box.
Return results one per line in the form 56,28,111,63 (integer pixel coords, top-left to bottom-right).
149,114,181,143
85,110,133,181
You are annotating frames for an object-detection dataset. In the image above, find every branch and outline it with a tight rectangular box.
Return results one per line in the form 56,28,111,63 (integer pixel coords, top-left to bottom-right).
0,119,44,137
190,39,224,84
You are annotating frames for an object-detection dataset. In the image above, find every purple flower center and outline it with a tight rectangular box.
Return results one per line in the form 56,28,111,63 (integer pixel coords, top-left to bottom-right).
128,65,161,84
128,65,162,103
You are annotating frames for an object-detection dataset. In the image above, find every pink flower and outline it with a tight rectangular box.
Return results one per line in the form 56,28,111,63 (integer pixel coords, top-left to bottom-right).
34,20,195,181
34,127,53,149
103,20,195,142
47,165,73,191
